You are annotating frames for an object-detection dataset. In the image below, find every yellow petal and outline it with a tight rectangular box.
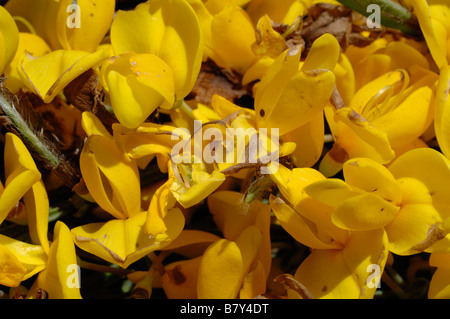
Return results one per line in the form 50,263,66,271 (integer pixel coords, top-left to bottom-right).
80,134,141,219
304,178,360,208
385,204,443,255
19,49,108,103
111,0,203,99
257,69,335,136
343,158,402,205
372,82,436,148
210,4,256,74
333,107,395,163
301,33,340,72
0,133,41,224
428,266,450,299
146,179,177,237
5,0,61,50
251,15,287,59
0,234,47,282
56,0,115,52
283,110,324,168
73,209,185,268
4,32,51,93
239,260,266,299
197,239,244,299
434,65,450,159
102,53,175,129
0,5,19,75
0,244,27,287
170,162,226,208
35,221,82,299
81,111,113,138
254,47,301,131
23,180,50,253
410,0,448,69
388,148,450,218
332,193,399,231
294,229,388,299
270,195,342,249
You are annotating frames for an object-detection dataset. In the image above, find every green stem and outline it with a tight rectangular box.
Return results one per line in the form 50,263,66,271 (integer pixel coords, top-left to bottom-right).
337,0,421,36
0,93,60,167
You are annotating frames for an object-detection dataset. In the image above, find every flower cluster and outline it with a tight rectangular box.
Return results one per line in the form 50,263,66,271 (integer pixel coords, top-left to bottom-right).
0,0,449,299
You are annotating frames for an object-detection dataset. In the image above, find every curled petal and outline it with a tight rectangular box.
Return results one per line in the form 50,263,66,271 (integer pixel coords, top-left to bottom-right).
18,49,108,103
72,209,185,268
80,134,141,219
34,221,82,299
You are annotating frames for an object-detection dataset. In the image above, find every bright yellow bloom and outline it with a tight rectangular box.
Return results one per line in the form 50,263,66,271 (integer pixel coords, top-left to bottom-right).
269,164,388,298
306,148,450,256
158,190,271,299
321,64,438,176
0,5,19,75
105,0,203,128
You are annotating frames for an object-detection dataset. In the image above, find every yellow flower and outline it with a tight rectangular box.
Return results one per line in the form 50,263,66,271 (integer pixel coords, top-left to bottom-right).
104,0,203,129
321,64,438,176
158,190,271,299
268,164,389,298
100,52,175,129
306,148,450,256
0,5,19,75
